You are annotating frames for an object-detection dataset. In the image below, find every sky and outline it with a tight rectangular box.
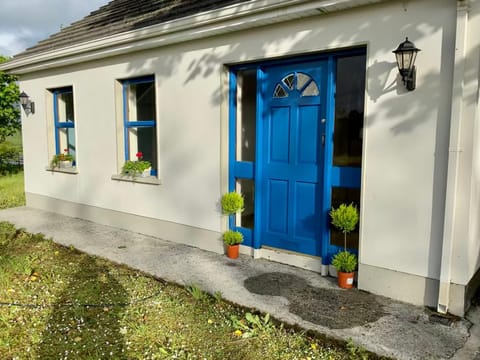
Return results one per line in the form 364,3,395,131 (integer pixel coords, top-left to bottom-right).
0,0,110,56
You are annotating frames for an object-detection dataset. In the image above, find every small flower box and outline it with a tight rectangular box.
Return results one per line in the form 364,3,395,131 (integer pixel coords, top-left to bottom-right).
121,152,152,178
51,149,74,169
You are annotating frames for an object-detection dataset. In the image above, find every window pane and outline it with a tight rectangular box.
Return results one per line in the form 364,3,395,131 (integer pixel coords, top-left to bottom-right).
282,74,295,90
128,127,157,165
301,81,319,97
296,73,310,90
273,84,288,98
56,91,74,123
333,54,366,167
126,82,155,122
236,70,257,162
57,127,76,159
330,187,360,250
235,178,254,229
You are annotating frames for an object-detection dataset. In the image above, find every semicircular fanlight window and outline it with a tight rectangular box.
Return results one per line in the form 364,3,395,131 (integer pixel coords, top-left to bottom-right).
272,72,320,98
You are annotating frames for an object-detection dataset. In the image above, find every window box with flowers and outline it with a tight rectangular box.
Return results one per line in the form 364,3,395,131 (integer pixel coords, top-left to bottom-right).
121,152,151,178
50,149,75,169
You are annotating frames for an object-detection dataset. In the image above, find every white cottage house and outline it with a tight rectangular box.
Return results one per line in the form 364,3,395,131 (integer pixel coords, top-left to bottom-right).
1,0,480,316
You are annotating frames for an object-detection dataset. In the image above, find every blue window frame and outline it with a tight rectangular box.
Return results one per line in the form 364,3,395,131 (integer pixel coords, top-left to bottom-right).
53,87,76,163
122,75,157,175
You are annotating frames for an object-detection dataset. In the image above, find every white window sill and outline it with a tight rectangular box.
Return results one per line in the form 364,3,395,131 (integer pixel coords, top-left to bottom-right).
45,166,78,174
111,174,162,185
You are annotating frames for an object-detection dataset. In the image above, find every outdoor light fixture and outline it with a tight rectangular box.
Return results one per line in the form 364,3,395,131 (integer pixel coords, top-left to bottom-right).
393,37,420,91
19,91,35,114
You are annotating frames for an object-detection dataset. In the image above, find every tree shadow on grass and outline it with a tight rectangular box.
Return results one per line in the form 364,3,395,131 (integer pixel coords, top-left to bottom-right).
36,255,128,359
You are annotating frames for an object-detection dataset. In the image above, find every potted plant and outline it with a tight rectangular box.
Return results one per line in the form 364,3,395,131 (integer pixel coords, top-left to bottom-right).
50,148,74,169
121,152,151,177
223,230,243,259
330,203,359,289
220,191,244,258
221,191,244,215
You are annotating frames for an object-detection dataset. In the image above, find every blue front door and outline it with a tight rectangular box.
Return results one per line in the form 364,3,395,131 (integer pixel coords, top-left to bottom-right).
260,62,327,256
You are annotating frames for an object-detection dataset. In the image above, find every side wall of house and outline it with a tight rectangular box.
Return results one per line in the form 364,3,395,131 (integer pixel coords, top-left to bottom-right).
451,0,480,313
19,0,468,310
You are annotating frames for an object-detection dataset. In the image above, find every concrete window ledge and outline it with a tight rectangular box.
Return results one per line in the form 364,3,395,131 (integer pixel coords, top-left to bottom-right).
45,167,79,174
111,174,162,185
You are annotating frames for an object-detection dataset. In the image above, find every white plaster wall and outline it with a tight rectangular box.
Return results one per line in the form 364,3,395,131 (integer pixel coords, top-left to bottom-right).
452,0,480,286
19,0,458,281
21,52,226,233
353,0,456,281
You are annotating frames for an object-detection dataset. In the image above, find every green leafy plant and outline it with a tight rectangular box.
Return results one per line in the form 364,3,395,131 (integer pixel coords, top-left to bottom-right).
50,149,74,168
121,152,151,177
0,132,22,175
223,230,243,246
0,56,20,143
213,290,223,302
330,203,359,273
230,312,274,338
331,251,357,273
221,192,244,215
186,283,208,301
330,203,359,245
346,338,369,360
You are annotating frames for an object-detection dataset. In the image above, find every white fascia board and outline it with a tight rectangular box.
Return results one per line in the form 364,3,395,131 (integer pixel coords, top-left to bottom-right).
0,0,388,74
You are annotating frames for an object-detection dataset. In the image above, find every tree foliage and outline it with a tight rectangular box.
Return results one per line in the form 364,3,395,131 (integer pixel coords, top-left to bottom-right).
330,203,359,235
0,56,20,143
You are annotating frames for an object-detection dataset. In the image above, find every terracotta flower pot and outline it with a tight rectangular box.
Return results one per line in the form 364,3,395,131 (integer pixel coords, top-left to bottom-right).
226,244,240,259
337,271,355,289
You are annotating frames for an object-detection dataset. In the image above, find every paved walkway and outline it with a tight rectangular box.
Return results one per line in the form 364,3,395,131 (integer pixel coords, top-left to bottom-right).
0,206,479,359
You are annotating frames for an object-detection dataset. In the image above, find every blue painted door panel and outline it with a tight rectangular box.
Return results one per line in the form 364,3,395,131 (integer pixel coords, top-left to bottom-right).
260,62,327,256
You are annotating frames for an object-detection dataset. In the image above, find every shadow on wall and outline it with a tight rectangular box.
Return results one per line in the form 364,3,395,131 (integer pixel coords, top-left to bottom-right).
113,1,480,275
366,59,398,102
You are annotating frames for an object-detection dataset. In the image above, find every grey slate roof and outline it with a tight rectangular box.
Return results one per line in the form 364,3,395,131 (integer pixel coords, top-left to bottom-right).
16,0,252,58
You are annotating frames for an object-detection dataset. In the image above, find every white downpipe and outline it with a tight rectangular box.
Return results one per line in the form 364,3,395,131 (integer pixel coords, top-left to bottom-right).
437,0,469,314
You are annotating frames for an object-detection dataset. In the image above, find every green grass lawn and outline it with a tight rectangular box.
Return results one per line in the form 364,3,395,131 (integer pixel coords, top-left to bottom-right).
0,163,379,359
0,223,379,360
0,172,25,209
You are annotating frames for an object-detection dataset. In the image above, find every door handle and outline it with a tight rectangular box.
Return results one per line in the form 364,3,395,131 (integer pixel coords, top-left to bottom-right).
321,119,326,146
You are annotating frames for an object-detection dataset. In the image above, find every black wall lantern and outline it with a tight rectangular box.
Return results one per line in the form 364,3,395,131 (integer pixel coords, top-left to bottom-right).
19,91,35,114
393,37,420,91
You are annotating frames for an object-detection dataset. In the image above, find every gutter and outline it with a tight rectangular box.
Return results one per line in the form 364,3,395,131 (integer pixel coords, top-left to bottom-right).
0,0,388,74
437,0,469,314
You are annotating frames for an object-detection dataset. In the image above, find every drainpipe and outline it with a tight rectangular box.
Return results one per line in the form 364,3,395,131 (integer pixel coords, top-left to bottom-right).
437,0,469,314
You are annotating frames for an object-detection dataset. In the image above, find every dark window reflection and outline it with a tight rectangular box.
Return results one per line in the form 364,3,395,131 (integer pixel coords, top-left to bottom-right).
333,55,366,167
236,178,254,229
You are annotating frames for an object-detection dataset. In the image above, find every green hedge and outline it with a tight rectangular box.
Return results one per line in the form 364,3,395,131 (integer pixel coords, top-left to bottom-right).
0,135,23,175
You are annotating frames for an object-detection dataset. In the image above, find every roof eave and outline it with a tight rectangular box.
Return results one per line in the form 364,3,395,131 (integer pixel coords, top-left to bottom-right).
0,0,389,74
